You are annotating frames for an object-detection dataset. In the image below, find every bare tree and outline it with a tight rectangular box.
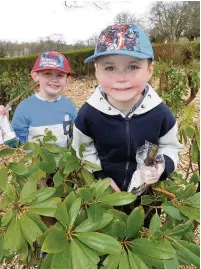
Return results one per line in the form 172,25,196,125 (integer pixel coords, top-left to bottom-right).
149,1,200,42
64,1,110,10
86,33,99,46
114,12,138,25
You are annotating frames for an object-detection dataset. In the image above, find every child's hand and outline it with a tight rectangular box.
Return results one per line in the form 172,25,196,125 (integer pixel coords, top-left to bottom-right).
109,178,121,192
0,105,9,117
140,162,165,184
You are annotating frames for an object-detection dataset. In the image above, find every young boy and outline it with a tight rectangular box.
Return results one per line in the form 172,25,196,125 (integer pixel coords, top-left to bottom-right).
0,51,77,147
72,24,183,195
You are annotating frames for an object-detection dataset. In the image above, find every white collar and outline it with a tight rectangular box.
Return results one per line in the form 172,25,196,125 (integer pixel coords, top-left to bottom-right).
35,93,61,102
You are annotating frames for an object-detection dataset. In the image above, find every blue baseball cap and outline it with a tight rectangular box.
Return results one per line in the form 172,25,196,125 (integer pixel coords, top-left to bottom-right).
84,24,154,63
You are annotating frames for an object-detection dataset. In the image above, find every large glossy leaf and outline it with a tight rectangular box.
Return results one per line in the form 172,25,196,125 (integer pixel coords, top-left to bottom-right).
163,257,179,269
0,167,7,191
69,197,82,226
54,202,70,228
42,226,66,253
87,204,105,223
75,238,100,265
119,249,130,269
149,212,161,235
19,214,42,247
28,198,60,217
126,206,145,239
128,249,149,269
161,203,184,220
112,219,126,239
1,210,14,227
20,178,38,204
40,253,54,269
53,172,63,187
81,168,95,185
64,191,77,211
186,192,200,208
4,217,24,252
176,184,197,200
51,242,72,269
31,187,56,204
132,238,176,260
27,212,47,233
9,162,28,175
71,239,90,269
100,192,136,206
92,178,111,199
75,232,122,255
172,240,200,268
168,220,193,237
140,195,154,205
102,254,120,269
75,213,113,232
177,205,200,222
79,188,94,202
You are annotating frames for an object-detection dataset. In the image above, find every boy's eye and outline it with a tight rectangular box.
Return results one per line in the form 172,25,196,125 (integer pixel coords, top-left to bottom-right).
128,65,138,70
44,72,51,75
105,66,114,71
58,73,65,77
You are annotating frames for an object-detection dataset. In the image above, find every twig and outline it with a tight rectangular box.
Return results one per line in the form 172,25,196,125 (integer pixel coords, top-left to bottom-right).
152,187,176,199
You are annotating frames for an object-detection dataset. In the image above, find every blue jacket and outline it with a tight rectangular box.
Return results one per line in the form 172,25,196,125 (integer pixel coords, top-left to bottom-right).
12,94,77,147
72,84,183,191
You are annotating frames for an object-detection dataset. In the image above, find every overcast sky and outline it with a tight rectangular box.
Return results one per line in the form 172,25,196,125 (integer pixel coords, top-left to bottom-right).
0,0,154,44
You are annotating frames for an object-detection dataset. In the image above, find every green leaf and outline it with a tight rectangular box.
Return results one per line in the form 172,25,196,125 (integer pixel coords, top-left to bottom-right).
38,162,56,174
28,198,60,217
27,212,47,233
8,162,28,175
102,254,120,269
79,188,94,202
42,226,66,253
6,183,16,200
172,240,200,268
53,172,63,187
64,191,77,211
100,192,136,206
185,127,194,137
1,210,14,227
163,257,179,269
140,195,154,205
75,213,113,232
19,214,42,247
128,250,149,269
161,203,184,220
32,187,56,204
92,178,111,199
75,232,122,255
87,204,105,223
0,167,7,191
119,249,130,269
177,205,200,222
4,216,24,252
178,240,200,257
79,143,85,158
112,219,126,239
83,160,102,171
168,220,193,237
63,162,78,174
69,197,82,226
186,192,200,208
176,183,196,200
23,142,39,158
132,238,176,260
20,178,38,204
126,206,145,239
81,168,95,185
43,143,59,153
71,239,90,269
51,242,72,269
0,148,15,157
75,238,100,265
40,253,54,269
189,173,199,184
149,212,161,235
38,148,56,173
54,202,70,228
191,141,199,162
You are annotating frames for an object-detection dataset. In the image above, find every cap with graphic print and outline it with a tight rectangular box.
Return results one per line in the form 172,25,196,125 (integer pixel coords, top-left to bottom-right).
84,24,154,63
32,51,71,74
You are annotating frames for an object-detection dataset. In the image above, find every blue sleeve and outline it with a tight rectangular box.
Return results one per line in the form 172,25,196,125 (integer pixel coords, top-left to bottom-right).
11,103,29,145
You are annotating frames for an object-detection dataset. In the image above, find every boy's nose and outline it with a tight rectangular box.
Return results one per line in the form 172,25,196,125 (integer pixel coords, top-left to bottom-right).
116,72,128,82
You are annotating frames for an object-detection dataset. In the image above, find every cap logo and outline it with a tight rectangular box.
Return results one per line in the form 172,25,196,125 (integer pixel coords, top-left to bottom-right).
96,24,141,53
38,51,65,69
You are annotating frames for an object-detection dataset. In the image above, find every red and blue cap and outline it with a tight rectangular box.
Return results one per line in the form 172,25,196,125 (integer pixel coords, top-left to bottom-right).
32,51,71,74
84,24,154,63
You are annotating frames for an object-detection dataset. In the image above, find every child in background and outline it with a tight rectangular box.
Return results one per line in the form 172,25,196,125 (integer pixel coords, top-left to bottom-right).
0,51,77,147
72,24,183,196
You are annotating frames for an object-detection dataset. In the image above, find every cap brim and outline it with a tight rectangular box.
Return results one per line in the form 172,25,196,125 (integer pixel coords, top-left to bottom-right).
84,50,154,63
32,67,71,74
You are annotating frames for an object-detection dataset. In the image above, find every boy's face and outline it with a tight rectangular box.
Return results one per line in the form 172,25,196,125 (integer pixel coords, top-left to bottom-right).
95,55,154,106
32,70,69,97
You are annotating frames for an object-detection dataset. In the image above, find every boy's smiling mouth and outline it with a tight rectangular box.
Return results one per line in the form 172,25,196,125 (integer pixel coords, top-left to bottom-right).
113,87,132,91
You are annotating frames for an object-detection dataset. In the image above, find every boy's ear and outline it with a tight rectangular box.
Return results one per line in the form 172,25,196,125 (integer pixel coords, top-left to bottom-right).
147,61,155,81
31,71,39,82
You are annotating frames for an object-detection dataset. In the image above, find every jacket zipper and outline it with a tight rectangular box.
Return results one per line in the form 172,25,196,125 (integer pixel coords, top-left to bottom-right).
123,116,131,190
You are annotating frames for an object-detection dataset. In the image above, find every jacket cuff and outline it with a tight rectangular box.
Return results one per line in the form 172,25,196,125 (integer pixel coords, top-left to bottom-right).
160,154,175,181
93,170,108,180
